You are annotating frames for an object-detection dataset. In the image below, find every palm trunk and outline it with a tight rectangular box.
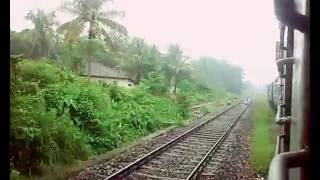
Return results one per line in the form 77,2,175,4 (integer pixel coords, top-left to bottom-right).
87,21,94,80
86,57,91,81
170,72,177,96
89,21,94,39
136,60,142,84
174,79,178,95
47,45,51,58
171,67,181,95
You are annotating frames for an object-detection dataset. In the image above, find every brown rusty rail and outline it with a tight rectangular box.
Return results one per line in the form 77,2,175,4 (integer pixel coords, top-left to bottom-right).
105,99,250,179
104,101,243,179
186,99,252,179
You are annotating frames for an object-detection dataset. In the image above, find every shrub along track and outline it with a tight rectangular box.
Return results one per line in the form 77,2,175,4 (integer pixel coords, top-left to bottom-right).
70,99,252,180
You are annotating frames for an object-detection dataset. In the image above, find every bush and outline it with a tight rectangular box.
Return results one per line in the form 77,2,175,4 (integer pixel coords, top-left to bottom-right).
10,60,188,176
138,72,169,96
18,60,73,88
10,94,91,176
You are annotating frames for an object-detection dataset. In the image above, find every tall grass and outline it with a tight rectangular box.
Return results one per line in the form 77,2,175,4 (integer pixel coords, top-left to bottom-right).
10,60,233,178
251,94,276,175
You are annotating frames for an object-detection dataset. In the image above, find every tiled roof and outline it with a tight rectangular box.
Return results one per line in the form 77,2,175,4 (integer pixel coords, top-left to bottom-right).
83,62,127,79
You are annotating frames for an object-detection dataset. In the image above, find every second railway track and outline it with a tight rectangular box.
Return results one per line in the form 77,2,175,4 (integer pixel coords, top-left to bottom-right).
104,99,252,180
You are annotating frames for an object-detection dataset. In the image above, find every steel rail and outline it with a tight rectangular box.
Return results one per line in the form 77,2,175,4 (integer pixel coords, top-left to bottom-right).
104,100,243,180
186,99,252,179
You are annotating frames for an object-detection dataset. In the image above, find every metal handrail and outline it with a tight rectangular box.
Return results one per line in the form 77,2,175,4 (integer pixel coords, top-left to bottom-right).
276,117,292,125
276,57,295,77
277,57,295,67
275,134,286,155
275,105,284,122
275,104,291,126
268,149,309,180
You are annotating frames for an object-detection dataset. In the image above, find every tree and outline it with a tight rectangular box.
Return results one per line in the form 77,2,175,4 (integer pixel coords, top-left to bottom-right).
57,0,127,43
163,44,190,96
78,39,106,77
57,0,127,77
61,41,84,73
120,38,160,84
193,57,244,94
10,30,32,56
24,10,59,58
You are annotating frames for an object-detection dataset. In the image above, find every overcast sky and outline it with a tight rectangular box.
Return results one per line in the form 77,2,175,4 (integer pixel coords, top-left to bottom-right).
10,0,279,86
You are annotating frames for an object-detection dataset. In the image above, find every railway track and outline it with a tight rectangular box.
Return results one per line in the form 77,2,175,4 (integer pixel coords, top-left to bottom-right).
104,99,252,180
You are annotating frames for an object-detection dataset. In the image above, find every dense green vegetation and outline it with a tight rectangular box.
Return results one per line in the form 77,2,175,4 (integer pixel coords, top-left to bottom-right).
10,60,188,177
251,95,276,175
10,0,248,178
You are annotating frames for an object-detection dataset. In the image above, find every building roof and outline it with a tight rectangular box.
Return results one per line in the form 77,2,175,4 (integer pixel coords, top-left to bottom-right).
83,62,135,82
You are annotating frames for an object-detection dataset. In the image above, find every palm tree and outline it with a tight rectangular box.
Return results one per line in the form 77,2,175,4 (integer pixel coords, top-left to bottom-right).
127,38,146,84
120,38,161,84
78,39,106,78
164,44,190,96
57,0,127,76
24,10,59,58
57,0,127,43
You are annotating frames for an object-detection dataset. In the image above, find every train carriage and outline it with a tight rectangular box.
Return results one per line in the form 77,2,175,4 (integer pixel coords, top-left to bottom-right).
268,0,309,179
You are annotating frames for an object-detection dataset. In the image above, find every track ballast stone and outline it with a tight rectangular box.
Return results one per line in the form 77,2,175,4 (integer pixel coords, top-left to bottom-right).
69,103,248,180
198,105,255,180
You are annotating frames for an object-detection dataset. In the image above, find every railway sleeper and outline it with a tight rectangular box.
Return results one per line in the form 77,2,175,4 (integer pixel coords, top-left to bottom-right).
163,147,207,154
134,166,190,179
184,138,220,144
148,159,200,167
130,172,185,180
154,155,203,162
142,164,195,172
180,140,214,147
200,166,220,174
160,152,206,159
190,134,224,139
155,154,204,164
184,139,219,145
172,144,210,151
165,149,208,156
188,134,222,140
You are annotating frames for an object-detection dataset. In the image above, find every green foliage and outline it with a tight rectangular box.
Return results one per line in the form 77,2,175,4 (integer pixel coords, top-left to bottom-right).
193,57,244,94
10,60,187,176
24,10,59,58
57,0,127,44
177,79,228,104
10,30,33,56
138,72,169,96
10,3,246,177
251,95,276,175
120,38,160,83
10,94,91,176
17,60,73,88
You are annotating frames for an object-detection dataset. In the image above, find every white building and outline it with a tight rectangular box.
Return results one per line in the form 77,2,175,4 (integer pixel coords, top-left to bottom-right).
83,62,136,88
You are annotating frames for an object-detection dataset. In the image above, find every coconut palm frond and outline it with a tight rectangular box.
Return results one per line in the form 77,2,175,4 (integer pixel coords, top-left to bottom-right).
25,10,37,21
100,28,119,52
58,3,82,16
87,0,109,10
101,10,125,18
57,17,85,34
98,17,127,35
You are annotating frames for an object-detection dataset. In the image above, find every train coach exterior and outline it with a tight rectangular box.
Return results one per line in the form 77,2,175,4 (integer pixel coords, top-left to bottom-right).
267,77,283,112
268,0,309,179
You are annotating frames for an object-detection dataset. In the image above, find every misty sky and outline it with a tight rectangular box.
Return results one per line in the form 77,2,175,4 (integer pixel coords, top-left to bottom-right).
10,0,279,86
